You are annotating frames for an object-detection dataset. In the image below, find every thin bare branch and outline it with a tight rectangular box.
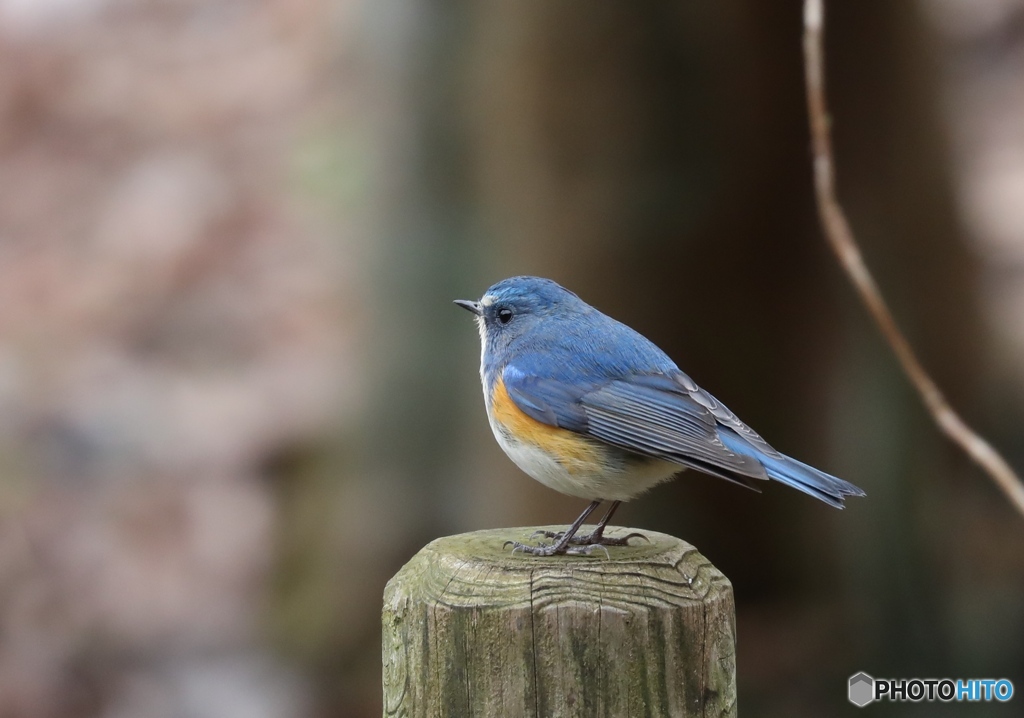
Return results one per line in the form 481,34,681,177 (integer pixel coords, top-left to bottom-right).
802,0,1024,516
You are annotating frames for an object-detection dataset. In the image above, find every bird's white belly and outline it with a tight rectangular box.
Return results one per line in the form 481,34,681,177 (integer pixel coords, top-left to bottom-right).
488,414,680,501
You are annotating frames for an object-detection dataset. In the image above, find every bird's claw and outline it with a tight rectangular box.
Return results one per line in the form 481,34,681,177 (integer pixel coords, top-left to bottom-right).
598,531,649,546
503,536,637,558
503,540,560,556
503,540,610,557
503,539,540,555
529,529,648,547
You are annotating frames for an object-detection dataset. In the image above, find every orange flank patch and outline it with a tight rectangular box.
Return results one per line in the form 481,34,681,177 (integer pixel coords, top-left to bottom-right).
491,376,604,475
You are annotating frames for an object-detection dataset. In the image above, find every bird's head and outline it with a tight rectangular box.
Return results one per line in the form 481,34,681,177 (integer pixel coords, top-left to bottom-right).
454,276,584,356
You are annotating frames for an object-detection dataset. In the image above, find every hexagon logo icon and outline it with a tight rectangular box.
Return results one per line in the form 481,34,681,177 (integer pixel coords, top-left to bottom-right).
849,672,874,707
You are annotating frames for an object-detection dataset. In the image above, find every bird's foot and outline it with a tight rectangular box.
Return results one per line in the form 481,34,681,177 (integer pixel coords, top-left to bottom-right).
529,528,650,547
503,539,611,558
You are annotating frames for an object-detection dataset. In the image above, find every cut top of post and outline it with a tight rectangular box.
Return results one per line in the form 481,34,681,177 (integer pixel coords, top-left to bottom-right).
387,526,726,611
383,526,737,717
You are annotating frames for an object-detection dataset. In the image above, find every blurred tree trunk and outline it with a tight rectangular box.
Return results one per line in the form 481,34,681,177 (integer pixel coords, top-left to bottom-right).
826,0,981,682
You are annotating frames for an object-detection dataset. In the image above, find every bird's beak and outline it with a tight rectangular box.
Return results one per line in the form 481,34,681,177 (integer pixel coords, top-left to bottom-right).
453,299,482,316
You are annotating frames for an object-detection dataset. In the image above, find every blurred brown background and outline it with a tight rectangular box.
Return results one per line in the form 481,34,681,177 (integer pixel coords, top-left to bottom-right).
1,0,1023,716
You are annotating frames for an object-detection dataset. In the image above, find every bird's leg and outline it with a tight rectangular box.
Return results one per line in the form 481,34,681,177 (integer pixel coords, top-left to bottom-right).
573,501,645,545
531,501,649,547
505,500,601,556
575,500,621,543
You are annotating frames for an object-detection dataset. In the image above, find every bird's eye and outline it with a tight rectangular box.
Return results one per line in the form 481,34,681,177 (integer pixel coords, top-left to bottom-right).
496,308,514,325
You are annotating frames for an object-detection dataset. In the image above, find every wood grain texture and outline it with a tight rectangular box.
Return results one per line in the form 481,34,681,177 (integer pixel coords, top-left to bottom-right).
382,527,736,717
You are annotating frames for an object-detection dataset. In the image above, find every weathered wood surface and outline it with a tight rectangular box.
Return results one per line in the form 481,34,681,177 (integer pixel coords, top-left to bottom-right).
382,526,736,717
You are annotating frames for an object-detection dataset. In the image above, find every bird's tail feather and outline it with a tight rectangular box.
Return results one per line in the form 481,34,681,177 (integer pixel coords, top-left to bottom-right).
718,429,865,508
758,453,865,508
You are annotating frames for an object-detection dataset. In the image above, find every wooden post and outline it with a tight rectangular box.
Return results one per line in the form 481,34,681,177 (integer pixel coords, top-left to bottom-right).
382,526,737,717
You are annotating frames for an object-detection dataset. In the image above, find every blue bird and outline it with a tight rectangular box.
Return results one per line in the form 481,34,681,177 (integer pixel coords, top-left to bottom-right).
455,276,865,556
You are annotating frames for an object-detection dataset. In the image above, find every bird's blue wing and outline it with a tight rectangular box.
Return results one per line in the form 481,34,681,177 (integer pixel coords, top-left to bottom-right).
503,363,865,506
502,364,769,485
